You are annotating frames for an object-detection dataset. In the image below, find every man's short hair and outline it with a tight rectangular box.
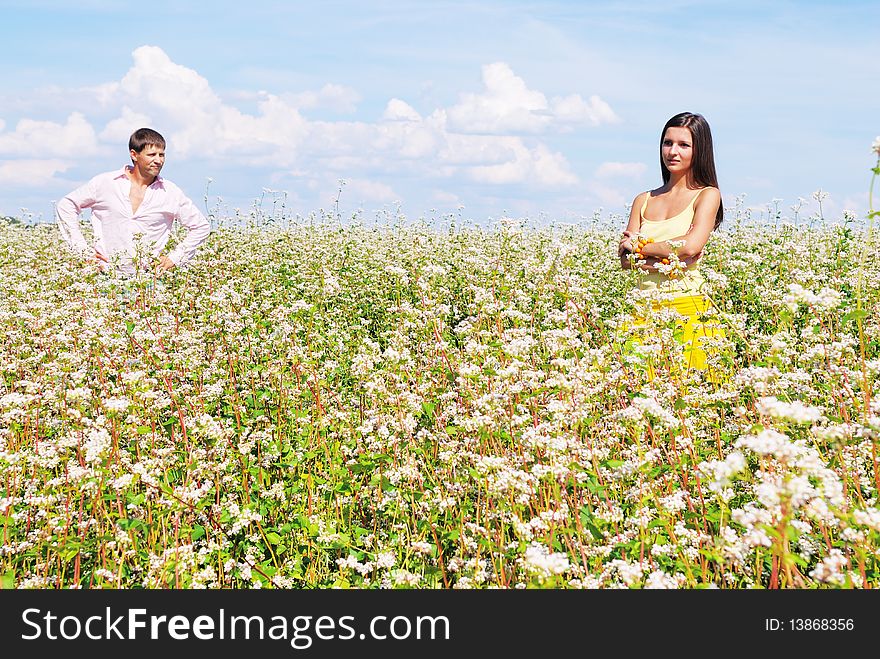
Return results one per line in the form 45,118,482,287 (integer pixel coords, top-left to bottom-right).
129,128,166,154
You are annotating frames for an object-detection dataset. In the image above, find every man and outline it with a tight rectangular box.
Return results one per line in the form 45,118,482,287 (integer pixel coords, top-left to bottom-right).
56,127,210,275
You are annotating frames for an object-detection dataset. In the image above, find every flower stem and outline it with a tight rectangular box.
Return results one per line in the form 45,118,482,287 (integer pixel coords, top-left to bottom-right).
855,158,879,417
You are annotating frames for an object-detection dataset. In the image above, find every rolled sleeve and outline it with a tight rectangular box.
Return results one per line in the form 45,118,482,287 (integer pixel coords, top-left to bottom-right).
167,190,211,267
55,179,96,257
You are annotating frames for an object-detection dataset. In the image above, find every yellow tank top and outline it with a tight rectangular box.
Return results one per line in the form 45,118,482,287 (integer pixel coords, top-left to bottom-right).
637,187,708,295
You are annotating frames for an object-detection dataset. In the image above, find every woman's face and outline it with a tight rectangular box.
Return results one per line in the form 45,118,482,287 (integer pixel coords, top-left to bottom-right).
662,126,694,175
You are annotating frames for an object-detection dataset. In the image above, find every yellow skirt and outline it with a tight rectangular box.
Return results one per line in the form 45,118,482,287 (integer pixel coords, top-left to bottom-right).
627,294,726,382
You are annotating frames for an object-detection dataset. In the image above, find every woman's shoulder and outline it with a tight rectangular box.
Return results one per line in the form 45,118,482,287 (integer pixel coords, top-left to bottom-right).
631,190,651,206
695,186,721,202
642,185,672,200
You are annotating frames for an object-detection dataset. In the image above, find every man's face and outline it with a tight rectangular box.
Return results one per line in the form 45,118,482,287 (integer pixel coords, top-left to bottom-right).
130,144,165,178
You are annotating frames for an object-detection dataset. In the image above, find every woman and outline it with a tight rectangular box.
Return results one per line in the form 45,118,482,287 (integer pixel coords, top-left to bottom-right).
618,111,724,379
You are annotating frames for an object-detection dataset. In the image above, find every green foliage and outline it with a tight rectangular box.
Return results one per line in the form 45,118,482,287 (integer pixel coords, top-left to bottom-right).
1,190,879,589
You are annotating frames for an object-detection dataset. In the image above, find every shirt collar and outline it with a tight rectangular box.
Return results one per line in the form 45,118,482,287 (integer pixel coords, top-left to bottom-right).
116,165,165,188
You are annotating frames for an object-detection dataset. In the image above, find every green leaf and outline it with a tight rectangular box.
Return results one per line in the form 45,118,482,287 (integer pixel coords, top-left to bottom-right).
579,506,604,540
127,492,146,506
443,529,460,542
759,523,781,541
1,571,15,589
266,532,282,545
842,309,868,324
191,525,206,541
584,521,603,540
62,547,81,562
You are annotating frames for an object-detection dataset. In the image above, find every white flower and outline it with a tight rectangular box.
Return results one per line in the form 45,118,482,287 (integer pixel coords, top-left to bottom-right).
809,549,848,586
872,136,880,156
104,397,131,413
736,428,800,461
853,508,880,532
756,396,826,424
523,543,570,577
121,370,146,384
630,395,679,430
337,555,366,571
83,427,112,464
0,392,35,409
782,282,842,311
698,451,746,492
410,541,433,555
392,569,421,586
607,559,644,587
322,270,341,296
111,474,135,491
644,570,683,589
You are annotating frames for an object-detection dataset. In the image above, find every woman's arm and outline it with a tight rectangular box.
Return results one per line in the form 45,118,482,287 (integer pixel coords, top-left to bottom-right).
634,187,721,261
619,192,646,270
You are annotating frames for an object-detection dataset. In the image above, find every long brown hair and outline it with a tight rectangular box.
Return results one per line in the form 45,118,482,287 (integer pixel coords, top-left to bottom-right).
660,112,723,228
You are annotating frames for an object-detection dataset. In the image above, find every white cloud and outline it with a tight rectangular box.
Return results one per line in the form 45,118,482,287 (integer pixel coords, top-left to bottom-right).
585,181,629,210
841,196,862,214
0,46,606,213
438,127,520,166
552,94,619,127
103,45,309,161
282,84,361,113
470,142,578,186
0,159,69,187
431,190,460,204
446,62,619,134
99,106,153,144
377,120,439,159
595,161,647,179
0,112,98,158
118,46,220,119
382,99,422,122
344,178,399,203
299,112,438,164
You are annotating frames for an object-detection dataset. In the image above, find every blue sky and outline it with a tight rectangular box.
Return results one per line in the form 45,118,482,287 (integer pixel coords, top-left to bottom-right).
1,0,877,226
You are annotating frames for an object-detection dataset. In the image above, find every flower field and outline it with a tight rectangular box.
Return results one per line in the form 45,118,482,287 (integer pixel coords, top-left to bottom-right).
1,205,879,589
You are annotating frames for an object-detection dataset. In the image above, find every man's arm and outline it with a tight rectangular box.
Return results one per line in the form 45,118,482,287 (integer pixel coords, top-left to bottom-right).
55,180,97,258
163,188,211,270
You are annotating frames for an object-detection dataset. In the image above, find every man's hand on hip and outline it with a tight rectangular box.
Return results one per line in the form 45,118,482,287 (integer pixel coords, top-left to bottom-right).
157,255,176,273
93,248,109,272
